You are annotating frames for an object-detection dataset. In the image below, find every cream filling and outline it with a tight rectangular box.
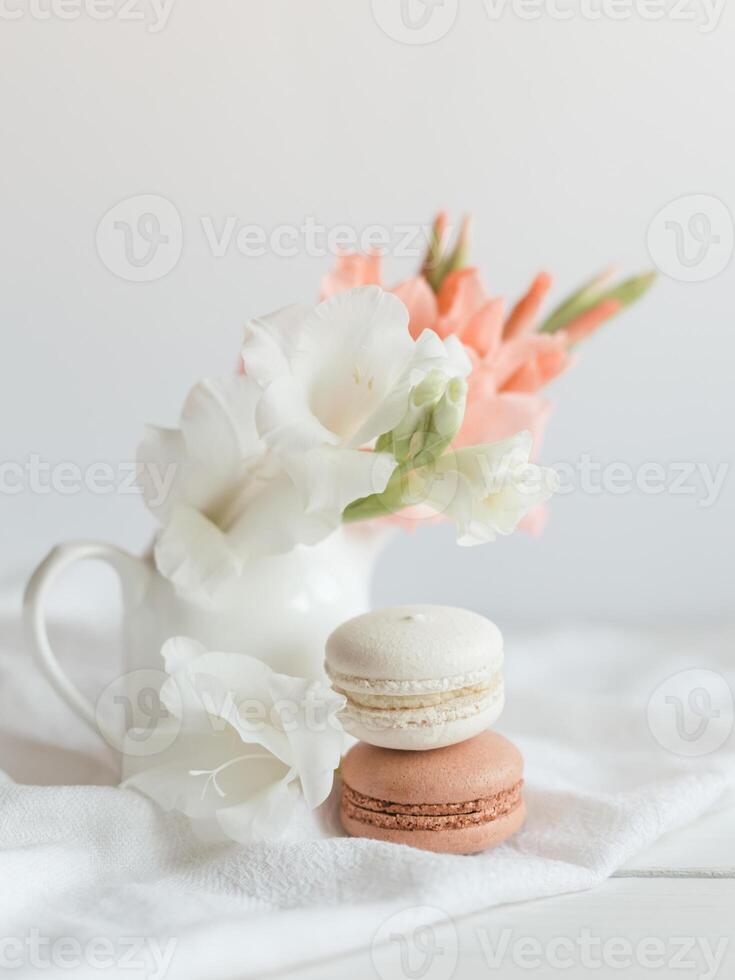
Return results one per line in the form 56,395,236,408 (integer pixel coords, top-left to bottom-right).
325,660,501,696
336,679,497,711
340,677,504,733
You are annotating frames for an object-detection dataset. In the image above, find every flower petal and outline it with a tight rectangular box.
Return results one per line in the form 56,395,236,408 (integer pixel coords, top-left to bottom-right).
491,334,569,392
181,376,263,472
426,434,558,546
519,503,549,536
462,298,506,359
161,635,209,675
242,303,312,388
252,287,415,450
255,375,338,452
560,297,622,346
266,673,346,809
123,730,245,820
436,268,489,338
159,636,212,730
137,425,186,522
457,388,551,452
320,253,382,299
185,651,292,763
501,340,570,394
215,770,298,842
153,502,242,606
140,376,265,526
282,447,397,526
225,469,338,555
296,287,413,444
347,328,471,450
391,276,438,339
503,271,553,340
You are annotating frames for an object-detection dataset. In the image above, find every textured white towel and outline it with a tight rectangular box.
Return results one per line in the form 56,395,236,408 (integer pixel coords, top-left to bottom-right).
0,607,733,979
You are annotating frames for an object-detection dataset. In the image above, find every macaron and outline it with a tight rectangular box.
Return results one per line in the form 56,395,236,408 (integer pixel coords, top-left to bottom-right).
340,730,526,854
325,605,504,750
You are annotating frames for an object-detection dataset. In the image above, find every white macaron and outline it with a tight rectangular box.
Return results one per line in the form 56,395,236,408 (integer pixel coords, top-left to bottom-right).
325,605,504,750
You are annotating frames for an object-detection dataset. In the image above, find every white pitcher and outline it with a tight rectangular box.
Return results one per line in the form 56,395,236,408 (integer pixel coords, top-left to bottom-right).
24,526,387,735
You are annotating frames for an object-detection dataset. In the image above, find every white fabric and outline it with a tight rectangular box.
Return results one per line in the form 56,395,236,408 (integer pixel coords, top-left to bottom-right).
0,606,733,979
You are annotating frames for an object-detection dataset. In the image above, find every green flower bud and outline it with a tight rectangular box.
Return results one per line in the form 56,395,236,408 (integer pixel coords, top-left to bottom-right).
539,269,656,335
388,369,448,463
344,373,468,524
380,370,467,468
422,213,472,294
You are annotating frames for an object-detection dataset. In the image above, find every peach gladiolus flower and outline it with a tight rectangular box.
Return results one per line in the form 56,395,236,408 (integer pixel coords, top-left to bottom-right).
318,220,654,535
322,256,569,454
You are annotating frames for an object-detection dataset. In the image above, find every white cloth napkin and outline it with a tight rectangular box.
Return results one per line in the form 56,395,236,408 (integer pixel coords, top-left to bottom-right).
0,607,733,979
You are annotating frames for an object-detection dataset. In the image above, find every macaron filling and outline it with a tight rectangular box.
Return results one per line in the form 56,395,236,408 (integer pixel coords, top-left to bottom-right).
325,664,499,697
333,679,496,711
331,672,503,735
342,780,523,832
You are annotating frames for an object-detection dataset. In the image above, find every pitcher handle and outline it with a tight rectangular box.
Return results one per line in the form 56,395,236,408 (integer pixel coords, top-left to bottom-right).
24,540,151,735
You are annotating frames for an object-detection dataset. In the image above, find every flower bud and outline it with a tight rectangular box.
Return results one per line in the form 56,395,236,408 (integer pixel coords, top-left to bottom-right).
384,371,467,468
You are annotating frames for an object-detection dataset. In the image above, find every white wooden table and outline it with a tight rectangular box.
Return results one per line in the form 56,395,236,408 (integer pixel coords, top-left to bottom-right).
277,788,735,980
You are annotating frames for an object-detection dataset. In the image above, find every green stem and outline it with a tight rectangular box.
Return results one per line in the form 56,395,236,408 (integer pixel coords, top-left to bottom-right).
342,463,418,523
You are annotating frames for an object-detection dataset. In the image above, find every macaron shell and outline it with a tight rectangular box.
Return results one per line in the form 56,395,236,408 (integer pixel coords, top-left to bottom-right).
326,605,503,687
341,797,526,855
342,730,523,805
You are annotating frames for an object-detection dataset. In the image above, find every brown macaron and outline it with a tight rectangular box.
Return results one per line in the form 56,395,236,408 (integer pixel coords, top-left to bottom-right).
340,730,526,854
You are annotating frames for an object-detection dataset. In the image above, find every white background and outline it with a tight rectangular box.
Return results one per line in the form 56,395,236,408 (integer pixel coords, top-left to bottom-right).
2,0,733,623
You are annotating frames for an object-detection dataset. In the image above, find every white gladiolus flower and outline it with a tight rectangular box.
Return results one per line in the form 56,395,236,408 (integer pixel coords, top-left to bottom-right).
139,289,470,602
407,431,559,545
122,637,346,843
242,286,471,533
138,375,334,604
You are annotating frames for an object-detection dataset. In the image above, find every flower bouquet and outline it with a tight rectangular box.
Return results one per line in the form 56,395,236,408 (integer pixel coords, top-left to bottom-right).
119,213,654,841
140,212,654,600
